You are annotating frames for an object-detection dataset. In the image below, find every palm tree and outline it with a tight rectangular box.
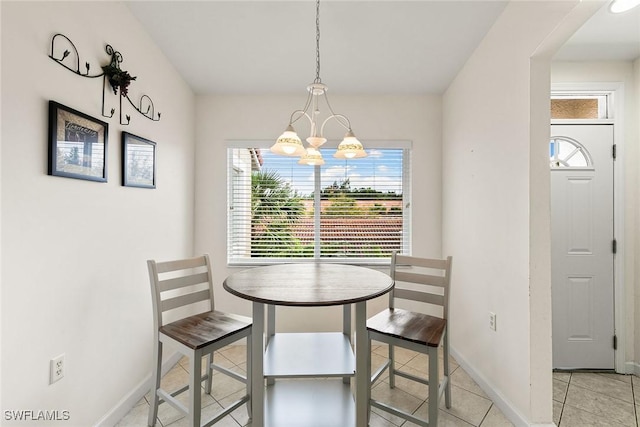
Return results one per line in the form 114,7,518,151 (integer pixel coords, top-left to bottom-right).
251,170,305,257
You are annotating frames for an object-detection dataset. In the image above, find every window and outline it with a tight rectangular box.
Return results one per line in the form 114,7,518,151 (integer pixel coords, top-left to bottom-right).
550,137,593,169
550,94,610,119
227,141,410,265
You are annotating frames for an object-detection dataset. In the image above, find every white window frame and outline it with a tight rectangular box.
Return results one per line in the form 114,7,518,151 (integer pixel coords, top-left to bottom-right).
226,139,412,266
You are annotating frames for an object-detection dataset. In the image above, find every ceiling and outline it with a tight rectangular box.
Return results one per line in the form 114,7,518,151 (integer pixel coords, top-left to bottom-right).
554,1,640,61
126,1,640,96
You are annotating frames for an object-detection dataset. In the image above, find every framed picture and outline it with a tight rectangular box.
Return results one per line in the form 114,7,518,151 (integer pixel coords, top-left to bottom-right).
48,100,109,182
122,132,156,189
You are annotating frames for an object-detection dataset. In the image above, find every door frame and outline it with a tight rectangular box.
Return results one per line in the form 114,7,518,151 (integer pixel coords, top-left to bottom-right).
551,82,626,373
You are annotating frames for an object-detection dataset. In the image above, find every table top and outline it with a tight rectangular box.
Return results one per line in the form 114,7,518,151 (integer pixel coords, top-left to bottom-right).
223,263,394,306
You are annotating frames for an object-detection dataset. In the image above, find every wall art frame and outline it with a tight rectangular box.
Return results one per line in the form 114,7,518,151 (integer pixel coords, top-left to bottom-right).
122,132,156,189
48,100,109,182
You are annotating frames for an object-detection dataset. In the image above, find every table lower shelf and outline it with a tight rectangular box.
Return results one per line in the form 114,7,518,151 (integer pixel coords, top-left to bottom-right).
264,379,355,427
264,332,355,378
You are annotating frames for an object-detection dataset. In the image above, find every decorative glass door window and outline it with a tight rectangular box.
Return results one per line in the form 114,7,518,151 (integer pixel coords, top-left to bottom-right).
550,137,593,169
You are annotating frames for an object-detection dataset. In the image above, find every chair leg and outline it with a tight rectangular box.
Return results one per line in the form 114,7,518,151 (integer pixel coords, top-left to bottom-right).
388,344,395,389
204,352,213,395
189,353,202,427
246,338,252,418
428,346,439,426
443,332,451,409
148,340,162,427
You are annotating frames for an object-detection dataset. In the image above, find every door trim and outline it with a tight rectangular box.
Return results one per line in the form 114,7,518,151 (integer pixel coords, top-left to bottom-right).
551,82,626,373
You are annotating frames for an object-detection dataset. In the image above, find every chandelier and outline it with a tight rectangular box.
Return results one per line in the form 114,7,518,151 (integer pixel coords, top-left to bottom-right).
270,0,367,166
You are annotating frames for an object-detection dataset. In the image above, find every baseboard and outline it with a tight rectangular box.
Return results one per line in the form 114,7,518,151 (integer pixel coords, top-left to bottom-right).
449,347,557,427
628,361,640,376
93,351,182,427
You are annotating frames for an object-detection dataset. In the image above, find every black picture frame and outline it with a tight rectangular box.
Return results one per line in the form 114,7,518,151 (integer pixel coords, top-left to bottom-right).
48,100,109,182
122,132,156,189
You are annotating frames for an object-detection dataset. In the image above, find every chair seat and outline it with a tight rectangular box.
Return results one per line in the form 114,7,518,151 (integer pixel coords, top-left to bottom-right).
160,310,252,350
367,307,446,347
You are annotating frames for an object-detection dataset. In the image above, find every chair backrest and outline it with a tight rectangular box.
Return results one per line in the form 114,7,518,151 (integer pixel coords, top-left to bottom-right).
148,254,215,331
389,252,453,320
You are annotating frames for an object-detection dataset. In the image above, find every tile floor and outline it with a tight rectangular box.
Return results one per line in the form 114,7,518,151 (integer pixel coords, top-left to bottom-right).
116,344,639,427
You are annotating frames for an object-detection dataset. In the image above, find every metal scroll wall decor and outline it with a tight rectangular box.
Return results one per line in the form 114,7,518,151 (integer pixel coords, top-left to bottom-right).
49,33,161,125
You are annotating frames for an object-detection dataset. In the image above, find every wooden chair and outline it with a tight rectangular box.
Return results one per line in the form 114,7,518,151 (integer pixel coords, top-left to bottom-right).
367,252,453,426
147,254,252,427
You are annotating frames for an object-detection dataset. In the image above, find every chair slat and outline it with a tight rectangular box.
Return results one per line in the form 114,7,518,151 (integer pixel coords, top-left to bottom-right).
156,256,205,274
395,255,447,270
158,272,209,292
162,289,211,312
395,271,446,287
394,289,444,306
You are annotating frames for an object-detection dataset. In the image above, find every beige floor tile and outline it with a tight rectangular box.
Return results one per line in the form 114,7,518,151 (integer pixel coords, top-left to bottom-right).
114,401,152,427
372,343,420,365
218,389,251,426
553,371,571,383
209,370,246,401
368,411,401,427
146,363,190,401
596,372,632,384
123,348,640,427
570,372,634,403
380,364,430,400
564,383,636,426
164,401,240,427
553,400,563,425
371,351,391,384
451,367,488,399
219,344,249,365
437,384,492,426
404,352,453,380
370,380,424,426
559,403,631,427
403,408,474,427
479,405,514,427
156,388,218,427
177,354,214,375
553,378,569,403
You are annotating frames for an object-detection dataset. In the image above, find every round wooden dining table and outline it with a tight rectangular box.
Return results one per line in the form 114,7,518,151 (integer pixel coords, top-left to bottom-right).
224,263,394,427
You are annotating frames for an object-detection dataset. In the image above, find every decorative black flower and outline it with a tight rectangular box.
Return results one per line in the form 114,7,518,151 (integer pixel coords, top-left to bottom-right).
102,64,137,96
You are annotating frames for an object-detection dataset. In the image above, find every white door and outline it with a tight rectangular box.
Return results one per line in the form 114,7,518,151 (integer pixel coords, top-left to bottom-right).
551,124,615,370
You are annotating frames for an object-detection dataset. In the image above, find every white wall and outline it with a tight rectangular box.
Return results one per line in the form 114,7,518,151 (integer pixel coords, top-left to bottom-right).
1,2,195,425
551,61,638,372
442,1,597,424
194,94,442,330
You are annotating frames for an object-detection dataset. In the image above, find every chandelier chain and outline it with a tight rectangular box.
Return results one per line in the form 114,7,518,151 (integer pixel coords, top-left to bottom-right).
315,0,321,84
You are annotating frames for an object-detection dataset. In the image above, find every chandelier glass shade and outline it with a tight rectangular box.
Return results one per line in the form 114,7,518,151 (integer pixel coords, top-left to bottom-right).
271,0,366,164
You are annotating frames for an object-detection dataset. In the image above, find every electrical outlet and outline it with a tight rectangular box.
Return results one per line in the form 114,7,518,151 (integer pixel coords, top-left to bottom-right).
50,354,65,384
489,312,497,331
